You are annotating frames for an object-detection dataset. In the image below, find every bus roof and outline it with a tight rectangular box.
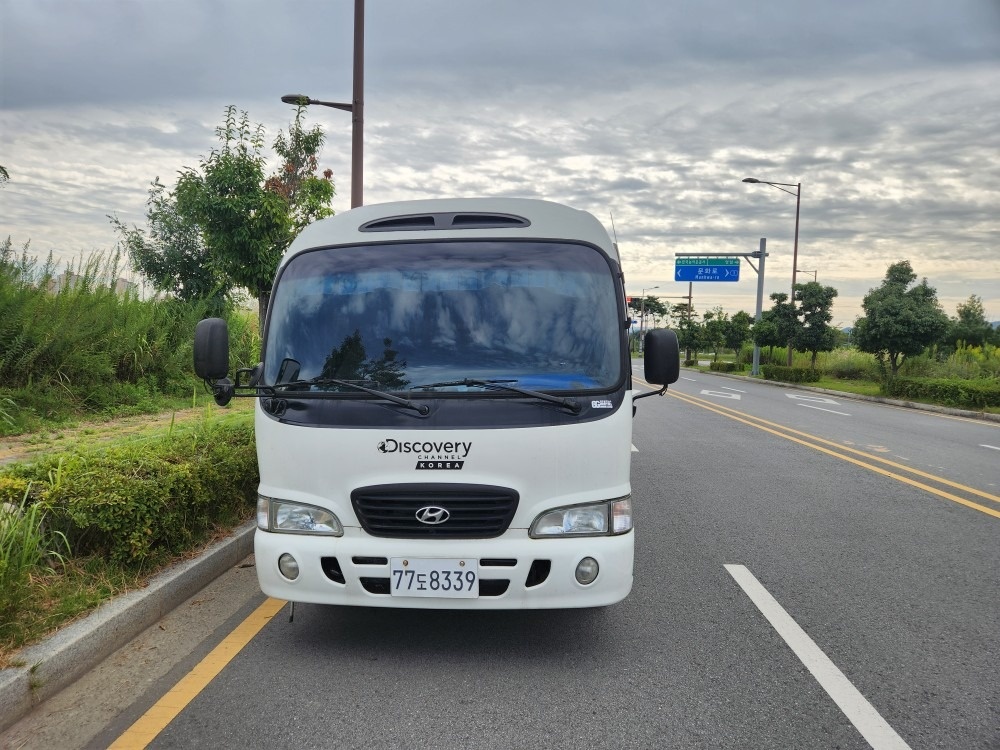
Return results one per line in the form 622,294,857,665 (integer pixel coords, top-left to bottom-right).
284,198,620,264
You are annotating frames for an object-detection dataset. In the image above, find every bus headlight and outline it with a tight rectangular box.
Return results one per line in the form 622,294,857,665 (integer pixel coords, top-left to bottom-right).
258,495,344,536
529,496,632,538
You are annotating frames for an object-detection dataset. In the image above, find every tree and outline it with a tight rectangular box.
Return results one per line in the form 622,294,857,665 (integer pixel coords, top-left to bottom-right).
628,295,668,330
724,310,754,353
0,165,9,186
753,292,798,363
264,106,335,236
111,178,231,310
675,307,701,361
174,106,335,329
793,281,839,368
702,307,728,361
853,260,949,377
943,294,996,350
175,107,291,329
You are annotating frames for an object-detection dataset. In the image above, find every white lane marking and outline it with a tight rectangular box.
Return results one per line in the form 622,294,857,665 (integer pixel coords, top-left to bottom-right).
797,404,851,416
701,389,742,400
631,444,638,453
722,386,747,393
725,565,912,750
681,376,698,382
980,444,1000,452
787,394,840,405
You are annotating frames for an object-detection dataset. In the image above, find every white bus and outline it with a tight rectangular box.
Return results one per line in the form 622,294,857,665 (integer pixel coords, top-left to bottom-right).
195,198,679,609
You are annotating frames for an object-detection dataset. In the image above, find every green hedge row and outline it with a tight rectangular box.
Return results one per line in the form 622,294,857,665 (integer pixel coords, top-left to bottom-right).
885,377,1000,409
760,365,822,383
709,362,745,373
0,413,257,568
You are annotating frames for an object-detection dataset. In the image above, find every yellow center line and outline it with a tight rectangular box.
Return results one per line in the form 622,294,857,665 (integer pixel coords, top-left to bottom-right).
108,597,286,749
670,389,1000,506
658,388,1000,520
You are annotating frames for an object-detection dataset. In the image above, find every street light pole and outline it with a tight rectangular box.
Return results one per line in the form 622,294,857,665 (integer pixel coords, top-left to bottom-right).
350,0,364,208
743,177,801,366
752,238,767,376
281,0,365,208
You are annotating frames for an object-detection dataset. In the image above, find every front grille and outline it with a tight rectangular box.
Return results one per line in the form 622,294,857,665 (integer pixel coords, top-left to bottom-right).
351,484,519,538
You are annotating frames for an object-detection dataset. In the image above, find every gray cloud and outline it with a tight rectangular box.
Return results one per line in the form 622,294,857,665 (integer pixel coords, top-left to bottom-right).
1,0,998,323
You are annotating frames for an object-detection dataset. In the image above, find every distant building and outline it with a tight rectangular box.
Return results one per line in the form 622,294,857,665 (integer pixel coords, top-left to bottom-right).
45,271,138,297
46,270,83,294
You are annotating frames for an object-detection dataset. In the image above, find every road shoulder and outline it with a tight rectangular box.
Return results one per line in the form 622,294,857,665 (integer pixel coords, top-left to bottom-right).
0,522,256,737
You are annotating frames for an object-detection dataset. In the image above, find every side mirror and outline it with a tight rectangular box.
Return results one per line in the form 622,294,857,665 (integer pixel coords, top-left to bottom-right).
194,318,230,380
643,329,680,385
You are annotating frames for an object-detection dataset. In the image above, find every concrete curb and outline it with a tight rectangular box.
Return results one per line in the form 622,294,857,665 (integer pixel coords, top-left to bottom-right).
682,367,1000,423
0,521,255,733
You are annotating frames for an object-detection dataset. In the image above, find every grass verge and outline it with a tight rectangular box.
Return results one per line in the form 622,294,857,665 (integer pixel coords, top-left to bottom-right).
0,405,257,665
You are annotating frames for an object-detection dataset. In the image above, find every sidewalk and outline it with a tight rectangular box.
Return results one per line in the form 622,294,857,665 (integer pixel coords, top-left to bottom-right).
0,522,255,733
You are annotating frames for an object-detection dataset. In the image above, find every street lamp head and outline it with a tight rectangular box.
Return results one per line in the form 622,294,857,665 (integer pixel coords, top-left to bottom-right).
742,178,761,184
281,94,311,106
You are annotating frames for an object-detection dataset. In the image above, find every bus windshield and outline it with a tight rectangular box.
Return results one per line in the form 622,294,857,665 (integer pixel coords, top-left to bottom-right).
263,240,623,394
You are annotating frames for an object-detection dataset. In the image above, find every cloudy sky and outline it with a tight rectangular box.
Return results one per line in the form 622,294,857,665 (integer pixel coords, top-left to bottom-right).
2,0,998,324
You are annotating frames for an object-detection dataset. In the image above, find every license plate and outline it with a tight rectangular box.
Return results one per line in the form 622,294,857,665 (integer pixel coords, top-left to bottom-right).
389,557,479,598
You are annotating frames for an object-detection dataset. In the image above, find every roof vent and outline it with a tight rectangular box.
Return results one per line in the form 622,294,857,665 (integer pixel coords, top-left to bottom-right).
360,212,530,232
360,214,436,231
450,213,530,228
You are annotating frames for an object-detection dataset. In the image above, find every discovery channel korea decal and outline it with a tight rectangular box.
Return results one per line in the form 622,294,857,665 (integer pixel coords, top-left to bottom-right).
377,438,472,470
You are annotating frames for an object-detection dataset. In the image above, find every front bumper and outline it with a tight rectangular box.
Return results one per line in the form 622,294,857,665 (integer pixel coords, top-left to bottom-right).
254,527,634,609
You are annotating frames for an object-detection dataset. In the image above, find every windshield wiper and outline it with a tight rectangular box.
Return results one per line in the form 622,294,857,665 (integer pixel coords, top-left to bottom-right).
413,378,581,414
276,377,429,416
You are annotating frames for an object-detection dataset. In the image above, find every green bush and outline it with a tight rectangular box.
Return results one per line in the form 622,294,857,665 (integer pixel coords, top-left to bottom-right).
709,362,744,373
0,476,31,505
760,365,822,383
884,377,1000,409
818,349,879,380
1,413,257,568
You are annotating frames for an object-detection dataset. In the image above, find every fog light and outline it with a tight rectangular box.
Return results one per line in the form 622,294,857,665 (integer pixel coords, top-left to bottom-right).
278,553,300,580
575,557,599,585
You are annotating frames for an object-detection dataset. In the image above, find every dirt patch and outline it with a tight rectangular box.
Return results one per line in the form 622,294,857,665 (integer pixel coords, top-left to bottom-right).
0,402,252,467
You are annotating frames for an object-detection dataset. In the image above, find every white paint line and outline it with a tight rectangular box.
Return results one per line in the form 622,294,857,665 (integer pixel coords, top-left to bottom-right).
631,444,638,453
725,565,912,750
681,376,698,382
798,404,851,416
980,444,1000,452
722,386,747,393
701,389,742,400
787,393,840,405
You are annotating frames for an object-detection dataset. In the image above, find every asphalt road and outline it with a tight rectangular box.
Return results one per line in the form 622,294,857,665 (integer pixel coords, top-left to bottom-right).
664,368,999,493
7,370,999,749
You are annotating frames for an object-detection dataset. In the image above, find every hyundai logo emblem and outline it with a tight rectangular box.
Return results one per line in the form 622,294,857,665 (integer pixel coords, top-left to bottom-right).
415,506,450,525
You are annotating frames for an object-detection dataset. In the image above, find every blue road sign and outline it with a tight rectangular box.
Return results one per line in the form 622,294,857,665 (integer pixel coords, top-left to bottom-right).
674,258,740,282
